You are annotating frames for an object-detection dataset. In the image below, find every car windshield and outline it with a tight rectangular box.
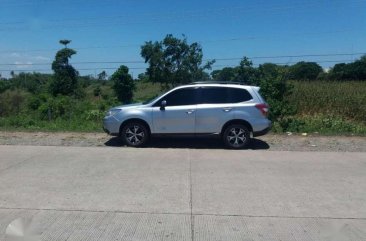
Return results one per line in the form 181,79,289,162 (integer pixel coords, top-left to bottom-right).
142,93,164,105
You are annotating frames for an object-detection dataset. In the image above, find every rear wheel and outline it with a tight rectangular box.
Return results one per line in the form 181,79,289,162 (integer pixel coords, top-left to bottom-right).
222,124,251,149
121,122,149,147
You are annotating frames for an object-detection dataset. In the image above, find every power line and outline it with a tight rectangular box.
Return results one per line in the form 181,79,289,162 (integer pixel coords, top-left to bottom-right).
0,28,361,54
0,52,364,66
0,44,141,53
0,67,146,72
0,59,356,73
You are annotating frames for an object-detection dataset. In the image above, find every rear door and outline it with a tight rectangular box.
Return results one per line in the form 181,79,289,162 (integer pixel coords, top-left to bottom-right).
195,87,234,133
195,87,254,133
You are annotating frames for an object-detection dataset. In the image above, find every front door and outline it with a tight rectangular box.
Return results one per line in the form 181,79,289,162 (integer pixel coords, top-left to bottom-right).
152,87,198,134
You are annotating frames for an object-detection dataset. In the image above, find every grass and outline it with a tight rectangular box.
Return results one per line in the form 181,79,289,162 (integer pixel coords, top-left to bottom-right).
280,81,366,135
0,80,365,135
289,81,366,122
0,115,103,132
0,82,163,133
133,81,162,102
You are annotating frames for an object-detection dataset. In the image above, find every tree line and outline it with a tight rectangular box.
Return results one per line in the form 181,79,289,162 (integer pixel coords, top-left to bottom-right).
0,35,365,129
1,35,365,96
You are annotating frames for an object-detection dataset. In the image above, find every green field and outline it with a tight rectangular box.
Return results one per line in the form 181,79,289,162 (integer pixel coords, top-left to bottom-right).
290,81,366,122
283,81,366,135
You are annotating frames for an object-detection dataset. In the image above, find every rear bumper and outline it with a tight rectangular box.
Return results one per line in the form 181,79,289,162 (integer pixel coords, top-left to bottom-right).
253,125,271,137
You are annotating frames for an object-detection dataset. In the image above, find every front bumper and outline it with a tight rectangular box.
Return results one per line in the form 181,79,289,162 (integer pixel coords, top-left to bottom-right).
103,116,120,136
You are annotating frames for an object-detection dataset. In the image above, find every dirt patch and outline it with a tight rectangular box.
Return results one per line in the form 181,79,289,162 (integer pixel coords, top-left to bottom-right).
0,131,365,152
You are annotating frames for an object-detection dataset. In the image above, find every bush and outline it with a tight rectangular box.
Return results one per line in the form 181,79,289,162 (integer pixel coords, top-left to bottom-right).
111,65,135,104
0,90,29,116
289,62,323,80
258,68,296,128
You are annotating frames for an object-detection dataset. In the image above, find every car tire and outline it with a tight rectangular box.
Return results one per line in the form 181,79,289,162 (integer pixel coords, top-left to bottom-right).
121,122,149,147
222,124,251,149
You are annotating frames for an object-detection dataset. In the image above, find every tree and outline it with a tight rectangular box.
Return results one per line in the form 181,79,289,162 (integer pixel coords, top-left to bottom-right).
236,57,259,84
111,65,135,104
59,39,71,47
328,56,366,80
259,63,283,79
329,63,347,80
97,71,107,81
136,73,149,82
141,34,214,88
93,85,102,97
12,72,49,93
289,61,323,80
349,57,366,80
50,40,78,96
0,79,10,93
211,67,238,81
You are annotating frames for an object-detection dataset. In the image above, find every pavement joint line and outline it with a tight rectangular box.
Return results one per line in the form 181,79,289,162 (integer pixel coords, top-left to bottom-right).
188,149,194,241
0,207,190,216
192,213,366,220
1,207,366,221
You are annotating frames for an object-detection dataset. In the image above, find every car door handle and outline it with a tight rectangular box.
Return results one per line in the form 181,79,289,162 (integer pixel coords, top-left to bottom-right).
186,110,195,114
223,108,232,112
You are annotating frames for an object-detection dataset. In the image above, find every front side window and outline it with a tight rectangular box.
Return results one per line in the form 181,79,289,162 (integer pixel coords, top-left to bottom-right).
155,88,198,106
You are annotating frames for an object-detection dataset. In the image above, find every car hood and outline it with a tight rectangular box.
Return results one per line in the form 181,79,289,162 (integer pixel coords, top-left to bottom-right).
113,103,145,110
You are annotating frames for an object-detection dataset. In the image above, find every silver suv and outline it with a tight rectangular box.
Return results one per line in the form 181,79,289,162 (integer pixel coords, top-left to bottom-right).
103,82,271,149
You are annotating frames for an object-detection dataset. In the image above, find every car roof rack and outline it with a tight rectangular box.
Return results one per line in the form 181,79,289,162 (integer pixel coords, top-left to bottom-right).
189,81,245,85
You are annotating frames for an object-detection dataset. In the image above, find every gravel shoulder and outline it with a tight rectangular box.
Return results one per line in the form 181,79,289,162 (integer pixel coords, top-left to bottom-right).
0,131,365,152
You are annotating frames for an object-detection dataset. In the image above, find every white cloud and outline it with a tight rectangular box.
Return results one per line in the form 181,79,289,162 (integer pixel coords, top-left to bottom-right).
10,52,21,57
34,56,50,61
14,61,33,69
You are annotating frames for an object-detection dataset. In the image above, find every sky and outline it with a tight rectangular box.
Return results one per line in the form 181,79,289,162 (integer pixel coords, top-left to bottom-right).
0,0,365,78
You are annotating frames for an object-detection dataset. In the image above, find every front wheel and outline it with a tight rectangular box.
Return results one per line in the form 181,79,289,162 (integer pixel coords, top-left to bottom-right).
121,122,149,147
222,124,251,149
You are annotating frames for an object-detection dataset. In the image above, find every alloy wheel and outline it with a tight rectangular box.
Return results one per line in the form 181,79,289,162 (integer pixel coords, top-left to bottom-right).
125,125,145,145
227,127,247,147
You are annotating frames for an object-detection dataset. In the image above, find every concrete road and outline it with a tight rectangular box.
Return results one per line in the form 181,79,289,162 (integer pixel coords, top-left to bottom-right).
0,145,365,240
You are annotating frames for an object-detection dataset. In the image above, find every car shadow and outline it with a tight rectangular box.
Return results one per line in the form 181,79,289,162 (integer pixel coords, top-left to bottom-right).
104,136,270,150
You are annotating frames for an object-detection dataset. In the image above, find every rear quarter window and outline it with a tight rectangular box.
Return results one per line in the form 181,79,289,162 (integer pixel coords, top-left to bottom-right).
227,88,253,103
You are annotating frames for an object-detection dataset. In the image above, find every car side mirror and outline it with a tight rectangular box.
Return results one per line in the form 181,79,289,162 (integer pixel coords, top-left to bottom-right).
160,100,167,111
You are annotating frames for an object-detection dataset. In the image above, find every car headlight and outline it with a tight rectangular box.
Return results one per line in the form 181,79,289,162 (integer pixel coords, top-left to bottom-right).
106,109,121,117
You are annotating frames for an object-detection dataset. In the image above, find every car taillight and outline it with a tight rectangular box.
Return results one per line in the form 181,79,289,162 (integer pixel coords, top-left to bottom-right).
255,103,269,117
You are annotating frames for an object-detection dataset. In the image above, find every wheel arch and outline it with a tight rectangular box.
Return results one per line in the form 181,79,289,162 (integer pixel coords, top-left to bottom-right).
119,118,152,136
221,119,253,135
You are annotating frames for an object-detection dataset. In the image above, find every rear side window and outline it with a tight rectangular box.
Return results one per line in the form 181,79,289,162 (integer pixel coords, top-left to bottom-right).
200,87,252,104
200,87,227,104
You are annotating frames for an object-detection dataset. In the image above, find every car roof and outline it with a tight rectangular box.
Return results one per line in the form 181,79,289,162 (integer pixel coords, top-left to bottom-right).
176,83,259,89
